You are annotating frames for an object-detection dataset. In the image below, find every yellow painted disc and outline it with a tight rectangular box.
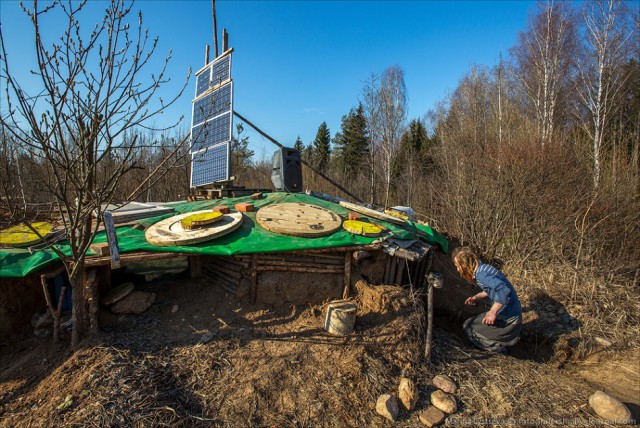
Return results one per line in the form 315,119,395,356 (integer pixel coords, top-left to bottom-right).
343,220,382,237
180,211,223,229
0,222,54,247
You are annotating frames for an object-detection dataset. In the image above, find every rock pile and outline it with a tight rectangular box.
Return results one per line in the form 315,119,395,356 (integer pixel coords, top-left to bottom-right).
375,374,460,426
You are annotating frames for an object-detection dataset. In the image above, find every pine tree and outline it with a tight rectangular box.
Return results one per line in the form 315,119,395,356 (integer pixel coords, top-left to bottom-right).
293,135,304,153
334,103,369,177
312,121,331,171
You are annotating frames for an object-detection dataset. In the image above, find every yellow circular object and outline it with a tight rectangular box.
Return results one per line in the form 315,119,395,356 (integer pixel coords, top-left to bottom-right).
343,220,382,237
180,211,223,229
0,222,54,247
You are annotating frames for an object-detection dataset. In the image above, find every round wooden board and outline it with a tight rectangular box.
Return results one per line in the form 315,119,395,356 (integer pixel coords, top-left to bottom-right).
145,211,243,247
338,201,406,225
256,203,342,237
0,222,55,248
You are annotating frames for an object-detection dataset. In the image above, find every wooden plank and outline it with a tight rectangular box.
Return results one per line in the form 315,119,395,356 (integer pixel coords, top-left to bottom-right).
256,203,342,237
338,201,405,225
102,211,121,269
145,211,243,246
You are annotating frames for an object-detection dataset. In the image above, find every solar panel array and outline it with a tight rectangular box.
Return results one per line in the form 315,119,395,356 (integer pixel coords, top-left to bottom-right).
190,51,233,187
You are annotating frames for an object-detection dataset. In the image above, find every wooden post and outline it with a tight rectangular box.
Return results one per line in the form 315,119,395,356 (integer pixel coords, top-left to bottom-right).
189,256,202,278
40,273,65,343
342,251,352,299
425,282,434,362
250,254,258,304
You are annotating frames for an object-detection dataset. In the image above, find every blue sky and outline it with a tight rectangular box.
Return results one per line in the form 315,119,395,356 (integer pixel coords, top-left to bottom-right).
1,0,539,160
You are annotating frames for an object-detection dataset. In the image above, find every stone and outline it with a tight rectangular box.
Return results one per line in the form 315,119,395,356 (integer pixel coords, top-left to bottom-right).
419,406,446,427
398,377,419,410
171,305,179,313
594,337,613,347
589,391,632,423
430,390,457,414
111,291,156,315
375,394,398,422
432,374,457,394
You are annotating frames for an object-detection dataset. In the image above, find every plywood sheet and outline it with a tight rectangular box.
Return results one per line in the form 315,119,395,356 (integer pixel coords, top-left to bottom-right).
338,201,405,225
145,211,243,247
256,203,342,238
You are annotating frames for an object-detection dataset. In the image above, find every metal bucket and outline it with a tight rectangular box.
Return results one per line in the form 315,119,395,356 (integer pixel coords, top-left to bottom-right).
324,301,357,335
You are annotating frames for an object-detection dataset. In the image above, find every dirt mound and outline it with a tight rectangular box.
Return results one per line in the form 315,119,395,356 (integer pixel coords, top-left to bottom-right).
0,278,422,427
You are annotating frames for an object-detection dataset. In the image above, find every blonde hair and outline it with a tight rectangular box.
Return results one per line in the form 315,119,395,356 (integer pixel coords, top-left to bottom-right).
452,246,478,283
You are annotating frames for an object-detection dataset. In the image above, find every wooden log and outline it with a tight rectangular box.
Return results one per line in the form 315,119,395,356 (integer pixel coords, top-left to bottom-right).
203,263,242,279
257,261,340,269
256,266,343,274
207,255,250,269
40,275,65,343
85,251,191,267
425,279,434,362
205,270,239,293
250,254,258,304
203,266,241,285
343,251,352,300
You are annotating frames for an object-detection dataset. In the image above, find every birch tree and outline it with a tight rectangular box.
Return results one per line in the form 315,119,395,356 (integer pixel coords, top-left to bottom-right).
0,0,189,347
512,0,578,146
378,66,407,208
575,0,634,187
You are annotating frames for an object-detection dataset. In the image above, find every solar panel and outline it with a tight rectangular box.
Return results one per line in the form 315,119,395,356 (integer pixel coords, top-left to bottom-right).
190,51,234,187
190,111,232,153
192,82,232,127
190,144,230,187
194,53,231,98
211,54,231,87
195,64,211,98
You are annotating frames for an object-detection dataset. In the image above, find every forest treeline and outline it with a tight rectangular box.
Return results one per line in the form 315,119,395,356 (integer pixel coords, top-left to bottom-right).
2,0,638,281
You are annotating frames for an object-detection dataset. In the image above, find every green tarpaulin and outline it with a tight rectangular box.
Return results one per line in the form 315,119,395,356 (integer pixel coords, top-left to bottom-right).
0,192,447,278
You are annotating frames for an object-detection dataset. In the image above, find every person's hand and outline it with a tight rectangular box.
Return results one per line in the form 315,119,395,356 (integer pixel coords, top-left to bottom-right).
465,296,477,306
482,312,497,325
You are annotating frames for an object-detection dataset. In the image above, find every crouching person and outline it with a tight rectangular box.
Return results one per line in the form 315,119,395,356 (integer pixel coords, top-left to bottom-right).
452,247,522,354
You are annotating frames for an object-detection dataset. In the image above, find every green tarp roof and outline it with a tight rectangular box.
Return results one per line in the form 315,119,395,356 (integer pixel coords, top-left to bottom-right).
0,192,447,278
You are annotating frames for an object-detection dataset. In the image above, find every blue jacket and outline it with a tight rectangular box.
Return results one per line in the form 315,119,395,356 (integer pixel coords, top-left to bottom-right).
474,262,522,319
